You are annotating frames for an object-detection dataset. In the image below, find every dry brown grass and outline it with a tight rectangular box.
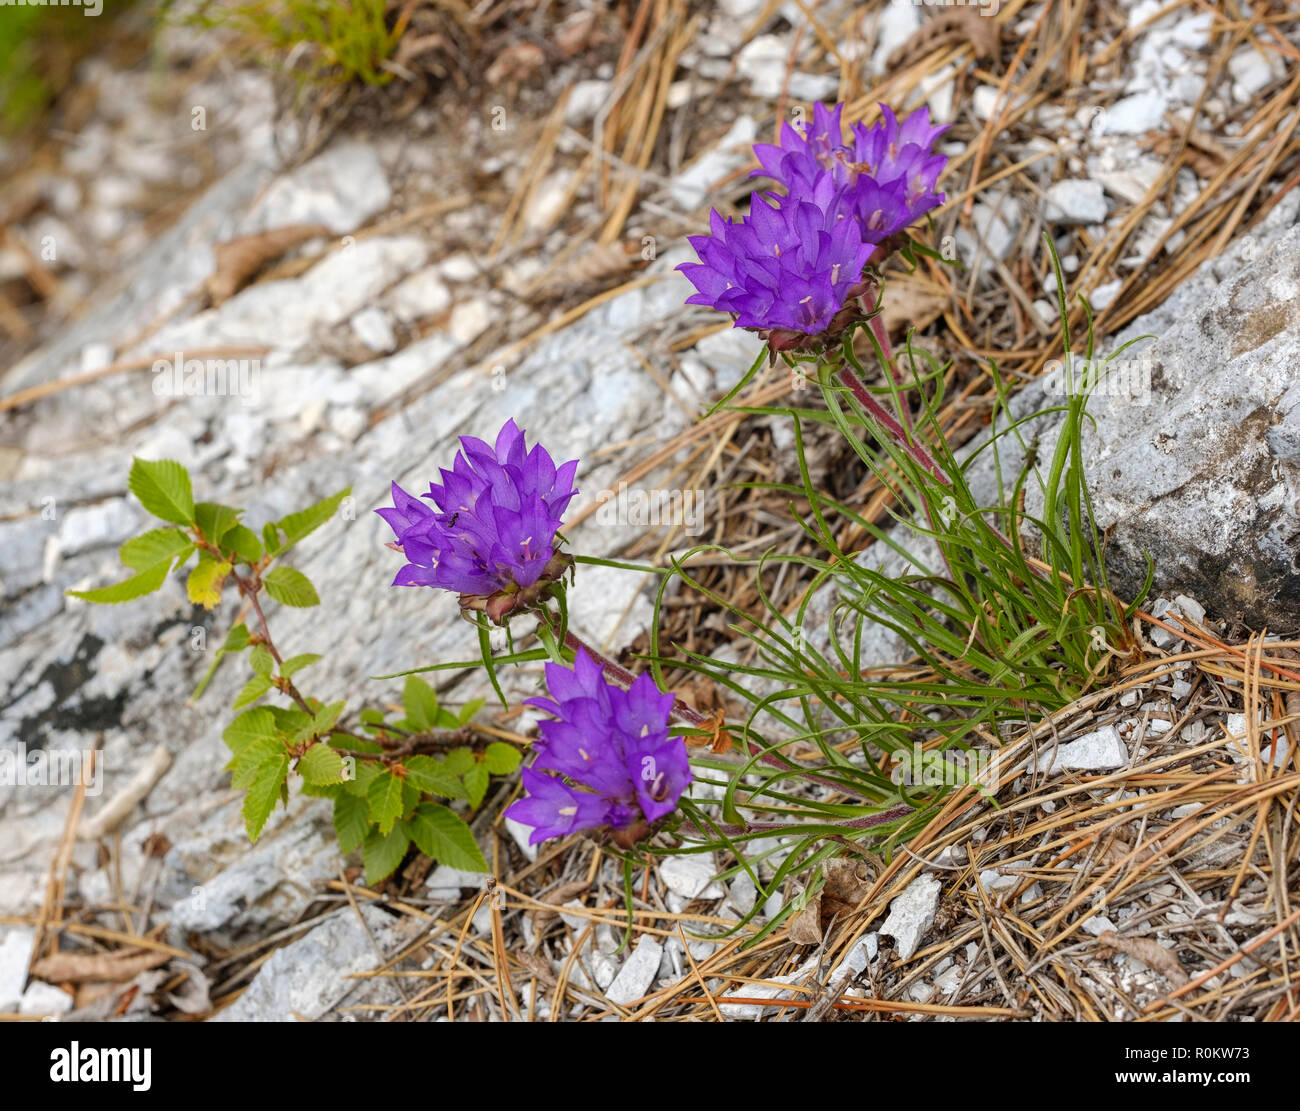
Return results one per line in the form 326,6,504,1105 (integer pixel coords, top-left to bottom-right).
290,621,1295,1023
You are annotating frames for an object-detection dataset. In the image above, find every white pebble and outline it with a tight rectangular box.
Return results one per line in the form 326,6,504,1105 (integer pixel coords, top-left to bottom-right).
880,875,941,961
1036,725,1129,774
604,936,662,1006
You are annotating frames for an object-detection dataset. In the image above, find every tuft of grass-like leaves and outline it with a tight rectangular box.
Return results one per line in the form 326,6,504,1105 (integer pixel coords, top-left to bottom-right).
178,0,403,88
630,239,1153,941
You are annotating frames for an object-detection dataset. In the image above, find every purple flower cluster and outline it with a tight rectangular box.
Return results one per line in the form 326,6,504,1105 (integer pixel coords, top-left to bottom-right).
379,419,578,612
752,103,948,241
505,649,692,845
682,183,872,336
678,102,949,338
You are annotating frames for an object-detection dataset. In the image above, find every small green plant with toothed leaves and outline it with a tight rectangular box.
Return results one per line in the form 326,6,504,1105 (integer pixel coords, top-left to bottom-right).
70,458,520,884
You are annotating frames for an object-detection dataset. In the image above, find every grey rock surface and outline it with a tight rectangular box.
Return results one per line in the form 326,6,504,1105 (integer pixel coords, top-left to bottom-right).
243,142,392,236
659,853,724,901
1015,194,1300,632
211,904,415,1021
0,927,34,1009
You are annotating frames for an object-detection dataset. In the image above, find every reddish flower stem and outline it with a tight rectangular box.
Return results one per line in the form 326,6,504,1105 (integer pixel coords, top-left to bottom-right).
831,329,1037,569
865,292,908,407
834,364,950,485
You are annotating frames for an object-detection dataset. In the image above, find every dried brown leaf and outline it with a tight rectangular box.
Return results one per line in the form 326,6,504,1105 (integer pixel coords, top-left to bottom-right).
532,242,639,297
516,950,557,988
823,857,874,906
789,891,824,945
33,948,171,984
140,831,172,859
486,42,545,87
1098,931,1189,988
529,880,593,934
555,9,600,56
878,277,948,337
887,8,1000,71
207,224,332,305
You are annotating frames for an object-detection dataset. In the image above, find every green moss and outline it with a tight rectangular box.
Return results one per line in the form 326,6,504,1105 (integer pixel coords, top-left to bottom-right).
183,0,403,88
0,4,109,132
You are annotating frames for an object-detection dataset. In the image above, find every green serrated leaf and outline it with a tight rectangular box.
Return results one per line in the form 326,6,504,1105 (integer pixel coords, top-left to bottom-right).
362,826,410,885
333,793,370,854
187,556,231,610
280,653,321,677
129,458,195,525
482,742,522,775
194,502,240,545
229,735,285,787
223,623,252,651
275,487,351,552
401,780,421,818
405,804,488,872
366,770,405,834
269,706,310,733
233,673,273,710
402,674,439,731
442,748,475,775
262,521,281,555
193,621,253,701
263,566,319,607
244,753,290,841
68,563,170,605
332,731,382,755
294,700,344,742
462,762,490,808
120,528,191,571
222,524,263,564
248,644,274,677
455,697,486,726
401,754,467,799
298,744,346,785
223,706,277,755
300,780,344,799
